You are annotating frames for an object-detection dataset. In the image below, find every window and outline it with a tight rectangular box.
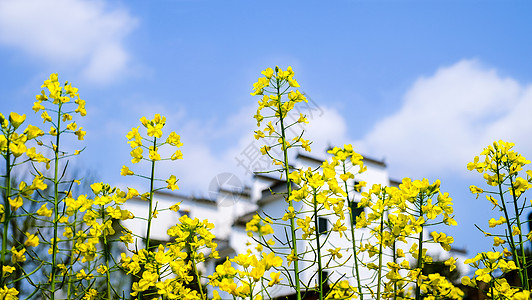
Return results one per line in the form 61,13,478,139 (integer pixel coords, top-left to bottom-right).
320,270,329,286
354,180,362,192
318,217,328,234
350,201,364,225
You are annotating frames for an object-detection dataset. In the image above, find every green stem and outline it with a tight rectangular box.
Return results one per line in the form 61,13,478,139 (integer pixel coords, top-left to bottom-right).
415,194,424,300
191,250,206,300
495,162,524,285
376,205,385,300
392,240,397,300
277,77,301,300
101,206,112,300
138,137,157,300
508,175,529,290
343,163,363,300
1,139,12,286
51,104,63,300
312,190,323,300
145,137,157,251
67,210,79,299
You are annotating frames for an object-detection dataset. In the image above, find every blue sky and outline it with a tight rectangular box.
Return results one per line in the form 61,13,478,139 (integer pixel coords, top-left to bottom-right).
1,0,532,265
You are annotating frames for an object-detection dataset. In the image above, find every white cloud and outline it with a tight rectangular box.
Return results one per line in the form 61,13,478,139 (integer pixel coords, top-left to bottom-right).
0,0,137,84
357,59,532,179
303,106,349,154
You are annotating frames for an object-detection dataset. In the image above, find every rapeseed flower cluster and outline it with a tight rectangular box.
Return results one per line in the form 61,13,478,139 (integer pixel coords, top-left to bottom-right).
3,70,530,300
125,114,183,166
252,66,310,160
464,140,532,296
209,244,283,299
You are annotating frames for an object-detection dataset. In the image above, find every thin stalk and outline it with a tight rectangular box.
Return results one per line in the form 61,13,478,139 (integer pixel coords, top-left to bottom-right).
145,137,157,251
495,163,524,285
376,208,385,300
51,104,63,300
312,190,324,300
508,175,529,290
392,240,397,300
342,163,363,300
138,137,157,300
1,140,12,285
191,251,206,300
67,210,79,299
258,231,265,300
415,194,424,300
277,77,301,300
101,206,112,300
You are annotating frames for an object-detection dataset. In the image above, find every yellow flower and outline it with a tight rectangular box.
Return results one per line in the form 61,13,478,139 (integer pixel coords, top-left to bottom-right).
166,175,179,191
130,147,143,163
66,122,77,131
0,135,6,152
512,225,521,236
250,266,265,282
488,216,506,228
261,252,282,270
169,202,181,212
120,165,134,176
24,124,44,140
166,132,183,147
41,111,52,123
33,100,45,113
282,206,295,221
126,187,139,199
8,196,23,211
332,219,347,237
94,195,111,206
64,82,78,97
287,250,298,266
469,185,483,198
493,236,506,247
147,123,163,138
2,265,15,276
11,247,26,263
24,233,39,247
251,77,270,96
37,203,53,217
300,139,311,152
62,113,72,122
0,286,19,300
328,248,343,259
97,265,108,274
76,269,94,280
31,176,47,190
513,290,530,300
49,126,57,136
261,67,274,79
444,257,457,272
307,173,324,189
90,182,103,194
75,99,87,116
171,150,183,160
75,127,86,140
212,290,221,300
83,289,98,300
9,142,26,157
9,112,26,129
268,272,283,287
149,146,160,160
